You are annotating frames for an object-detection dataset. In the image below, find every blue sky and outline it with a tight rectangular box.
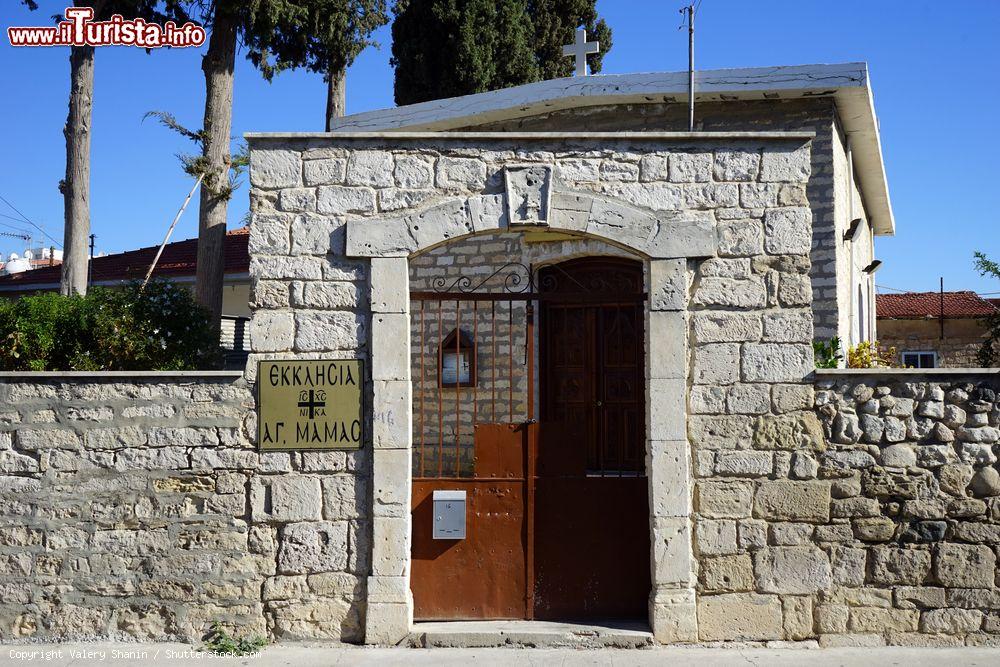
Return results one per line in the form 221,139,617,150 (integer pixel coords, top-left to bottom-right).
1,0,998,295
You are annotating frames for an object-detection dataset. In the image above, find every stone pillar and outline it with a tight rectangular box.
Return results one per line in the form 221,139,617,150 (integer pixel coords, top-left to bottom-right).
646,257,698,643
364,257,414,644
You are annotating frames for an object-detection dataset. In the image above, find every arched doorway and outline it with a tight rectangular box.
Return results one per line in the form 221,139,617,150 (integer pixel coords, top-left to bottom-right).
408,248,649,622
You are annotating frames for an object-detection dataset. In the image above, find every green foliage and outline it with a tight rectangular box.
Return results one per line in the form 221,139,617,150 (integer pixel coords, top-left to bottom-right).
813,337,842,369
974,251,1000,367
202,622,267,657
847,340,896,369
391,0,612,106
0,281,222,371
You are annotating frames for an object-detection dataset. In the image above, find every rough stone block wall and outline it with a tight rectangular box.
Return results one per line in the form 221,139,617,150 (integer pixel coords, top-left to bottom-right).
692,369,1000,647
465,99,842,341
0,375,367,643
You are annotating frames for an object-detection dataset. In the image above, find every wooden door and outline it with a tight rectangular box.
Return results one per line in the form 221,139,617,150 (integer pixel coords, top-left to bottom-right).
534,258,650,620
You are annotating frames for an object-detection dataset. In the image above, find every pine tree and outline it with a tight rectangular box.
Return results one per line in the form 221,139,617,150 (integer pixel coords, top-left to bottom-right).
391,0,611,106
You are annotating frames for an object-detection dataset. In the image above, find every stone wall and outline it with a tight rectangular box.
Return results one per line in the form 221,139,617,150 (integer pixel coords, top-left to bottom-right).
691,369,1000,647
878,319,992,369
466,98,845,343
0,373,368,643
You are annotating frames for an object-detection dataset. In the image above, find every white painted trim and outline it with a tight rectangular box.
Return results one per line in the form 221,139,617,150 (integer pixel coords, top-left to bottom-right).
246,131,817,140
815,368,1000,376
245,63,893,236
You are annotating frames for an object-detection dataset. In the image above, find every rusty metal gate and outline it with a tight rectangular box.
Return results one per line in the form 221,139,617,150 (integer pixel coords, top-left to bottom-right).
410,257,649,621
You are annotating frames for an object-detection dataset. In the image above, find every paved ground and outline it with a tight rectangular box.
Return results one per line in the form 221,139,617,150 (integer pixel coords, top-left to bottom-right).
3,644,1000,666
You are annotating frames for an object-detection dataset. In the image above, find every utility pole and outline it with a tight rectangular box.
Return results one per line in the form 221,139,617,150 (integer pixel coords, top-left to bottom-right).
685,3,695,132
88,233,95,288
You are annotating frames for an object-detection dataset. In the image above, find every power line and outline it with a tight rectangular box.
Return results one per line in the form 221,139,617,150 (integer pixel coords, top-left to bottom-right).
0,194,62,249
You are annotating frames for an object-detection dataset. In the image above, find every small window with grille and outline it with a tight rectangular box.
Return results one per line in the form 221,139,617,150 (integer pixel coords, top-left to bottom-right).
901,351,937,369
439,328,477,388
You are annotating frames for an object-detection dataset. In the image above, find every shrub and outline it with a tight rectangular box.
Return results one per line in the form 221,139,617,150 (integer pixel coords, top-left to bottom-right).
847,340,896,369
0,281,223,371
813,337,842,369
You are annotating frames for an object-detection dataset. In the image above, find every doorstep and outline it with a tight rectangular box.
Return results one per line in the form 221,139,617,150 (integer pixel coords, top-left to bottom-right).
409,619,654,649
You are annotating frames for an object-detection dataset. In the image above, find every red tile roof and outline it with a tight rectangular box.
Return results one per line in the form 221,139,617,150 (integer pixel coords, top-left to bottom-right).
0,228,249,289
877,291,1000,320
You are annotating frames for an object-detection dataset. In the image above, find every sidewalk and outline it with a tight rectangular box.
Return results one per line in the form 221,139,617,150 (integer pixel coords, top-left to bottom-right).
3,644,1000,667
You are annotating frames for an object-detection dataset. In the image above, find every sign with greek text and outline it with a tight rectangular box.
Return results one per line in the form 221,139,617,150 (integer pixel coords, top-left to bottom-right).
257,360,364,451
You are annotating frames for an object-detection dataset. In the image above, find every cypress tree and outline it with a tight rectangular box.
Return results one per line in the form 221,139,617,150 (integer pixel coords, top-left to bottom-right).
391,0,609,106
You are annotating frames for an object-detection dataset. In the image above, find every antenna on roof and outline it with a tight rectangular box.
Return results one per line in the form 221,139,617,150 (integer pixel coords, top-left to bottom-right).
680,3,696,132
142,173,205,290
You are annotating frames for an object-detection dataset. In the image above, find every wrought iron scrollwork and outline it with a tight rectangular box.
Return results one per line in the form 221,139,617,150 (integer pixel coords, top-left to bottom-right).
430,261,598,295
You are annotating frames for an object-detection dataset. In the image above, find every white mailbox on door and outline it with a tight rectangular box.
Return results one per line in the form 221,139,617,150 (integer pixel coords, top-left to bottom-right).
432,489,466,540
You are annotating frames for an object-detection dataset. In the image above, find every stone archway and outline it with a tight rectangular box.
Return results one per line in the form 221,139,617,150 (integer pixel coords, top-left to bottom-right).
351,165,709,644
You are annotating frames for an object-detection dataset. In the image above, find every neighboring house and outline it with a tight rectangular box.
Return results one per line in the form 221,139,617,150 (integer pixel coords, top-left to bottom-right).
876,290,998,368
0,228,251,367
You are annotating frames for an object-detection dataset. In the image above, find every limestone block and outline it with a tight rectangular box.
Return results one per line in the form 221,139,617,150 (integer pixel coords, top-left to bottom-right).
683,183,739,208
372,517,410,577
714,450,772,477
649,259,687,312
600,160,639,182
920,608,983,634
294,283,359,310
688,414,753,450
742,343,813,383
250,212,292,255
436,157,487,189
849,607,918,633
853,517,896,542
668,152,712,183
753,412,824,450
693,277,766,309
279,188,317,213
647,311,686,379
790,451,819,479
934,543,996,588
251,149,301,189
304,157,346,186
869,546,931,585
969,466,1000,497
958,442,997,465
762,310,813,343
692,311,761,344
726,385,771,415
370,314,409,381
652,517,693,586
700,554,754,593
769,522,813,546
557,158,600,182
772,384,814,413
697,593,783,641
372,449,410,517
778,273,813,306
0,450,39,474
763,207,811,255
250,255,324,280
317,185,377,215
718,219,764,257
753,480,831,522
692,343,740,385
783,596,814,640
408,199,474,249
754,546,832,594
713,149,760,182
894,586,946,609
372,380,411,450
365,602,411,645
322,475,364,520
697,480,753,518
689,386,726,414
760,144,811,183
648,440,691,517
645,215,717,259
294,311,364,353
647,380,686,441
468,194,508,232
831,497,881,519
696,518,737,556
607,182,684,211
393,155,433,189
278,521,349,574
346,219,416,257
650,595,698,644
830,545,867,586
367,575,409,604
345,151,394,187
269,477,323,522
290,216,346,255
738,519,768,550
369,258,408,314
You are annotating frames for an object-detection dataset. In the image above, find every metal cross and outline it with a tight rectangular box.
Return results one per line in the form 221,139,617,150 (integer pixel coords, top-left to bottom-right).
562,27,599,77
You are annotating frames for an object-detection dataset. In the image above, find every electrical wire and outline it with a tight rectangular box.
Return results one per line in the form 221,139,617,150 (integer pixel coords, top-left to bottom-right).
0,194,62,249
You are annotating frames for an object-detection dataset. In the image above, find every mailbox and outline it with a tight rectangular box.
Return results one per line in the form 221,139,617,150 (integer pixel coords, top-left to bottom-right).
432,490,467,540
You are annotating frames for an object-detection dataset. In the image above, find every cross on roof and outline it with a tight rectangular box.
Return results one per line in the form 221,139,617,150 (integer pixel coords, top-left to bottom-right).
562,27,599,77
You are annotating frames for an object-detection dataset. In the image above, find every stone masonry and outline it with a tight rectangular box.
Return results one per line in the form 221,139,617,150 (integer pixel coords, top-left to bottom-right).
0,374,367,643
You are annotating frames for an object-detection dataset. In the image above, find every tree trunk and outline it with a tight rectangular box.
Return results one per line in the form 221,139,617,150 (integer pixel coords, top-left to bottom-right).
325,64,346,131
194,8,238,332
60,44,95,296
